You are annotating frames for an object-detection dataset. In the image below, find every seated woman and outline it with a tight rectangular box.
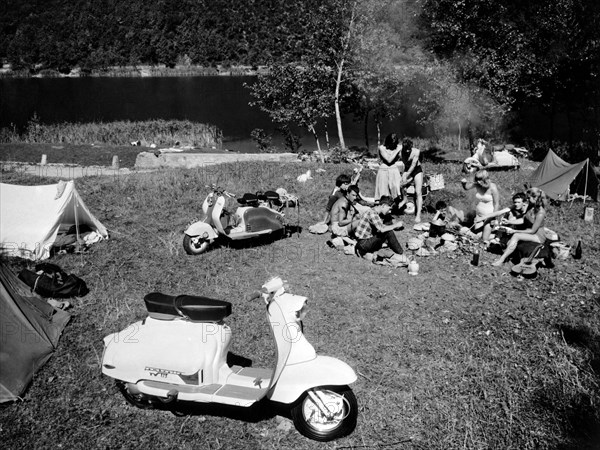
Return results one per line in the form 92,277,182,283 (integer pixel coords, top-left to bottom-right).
461,170,500,243
463,139,494,173
492,187,548,266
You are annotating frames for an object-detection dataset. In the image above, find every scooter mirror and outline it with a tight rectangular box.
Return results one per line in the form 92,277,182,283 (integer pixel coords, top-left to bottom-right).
296,303,308,321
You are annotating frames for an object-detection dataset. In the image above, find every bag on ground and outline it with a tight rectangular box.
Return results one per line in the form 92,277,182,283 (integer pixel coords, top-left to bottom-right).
18,262,89,298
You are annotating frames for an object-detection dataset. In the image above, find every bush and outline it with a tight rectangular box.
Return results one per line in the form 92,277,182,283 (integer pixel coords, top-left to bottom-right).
250,128,275,153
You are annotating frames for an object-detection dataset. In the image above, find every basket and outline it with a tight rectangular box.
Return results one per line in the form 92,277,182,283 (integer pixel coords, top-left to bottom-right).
428,174,445,191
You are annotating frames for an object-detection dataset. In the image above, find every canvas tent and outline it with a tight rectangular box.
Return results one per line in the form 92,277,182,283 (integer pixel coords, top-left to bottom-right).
0,260,70,403
0,180,108,260
529,150,599,201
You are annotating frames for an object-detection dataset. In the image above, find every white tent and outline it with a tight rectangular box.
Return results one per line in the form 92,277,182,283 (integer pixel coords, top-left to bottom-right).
0,180,108,260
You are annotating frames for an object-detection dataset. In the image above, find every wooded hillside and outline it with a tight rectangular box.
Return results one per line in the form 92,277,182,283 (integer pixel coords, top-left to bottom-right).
0,0,342,71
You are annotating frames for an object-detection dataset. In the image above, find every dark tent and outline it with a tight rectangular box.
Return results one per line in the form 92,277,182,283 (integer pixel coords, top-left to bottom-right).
529,150,599,201
0,260,70,403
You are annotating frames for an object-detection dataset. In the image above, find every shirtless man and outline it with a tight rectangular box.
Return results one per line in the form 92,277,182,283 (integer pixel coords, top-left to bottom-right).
501,192,528,230
330,185,361,239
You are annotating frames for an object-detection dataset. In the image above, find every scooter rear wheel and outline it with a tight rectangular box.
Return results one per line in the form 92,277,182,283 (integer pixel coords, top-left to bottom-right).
183,235,210,255
116,381,155,409
290,385,357,442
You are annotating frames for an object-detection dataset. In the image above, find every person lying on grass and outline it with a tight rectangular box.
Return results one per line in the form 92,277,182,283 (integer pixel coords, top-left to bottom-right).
463,138,495,173
354,196,405,257
330,185,361,242
492,187,548,266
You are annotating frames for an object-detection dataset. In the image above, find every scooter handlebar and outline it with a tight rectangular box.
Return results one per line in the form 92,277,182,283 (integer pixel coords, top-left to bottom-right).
205,184,236,198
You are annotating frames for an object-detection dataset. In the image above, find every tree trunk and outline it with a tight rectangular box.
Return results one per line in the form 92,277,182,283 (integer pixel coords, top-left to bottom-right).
334,58,346,150
364,111,369,149
308,124,324,163
457,120,462,153
376,121,381,147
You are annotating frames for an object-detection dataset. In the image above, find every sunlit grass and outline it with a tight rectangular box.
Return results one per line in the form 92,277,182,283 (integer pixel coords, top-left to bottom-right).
1,157,599,449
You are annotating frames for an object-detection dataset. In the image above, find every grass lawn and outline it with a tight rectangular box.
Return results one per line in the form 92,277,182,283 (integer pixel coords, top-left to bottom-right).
1,149,599,449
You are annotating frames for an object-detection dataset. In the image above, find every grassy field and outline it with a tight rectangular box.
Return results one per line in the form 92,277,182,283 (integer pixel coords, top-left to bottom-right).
1,149,599,449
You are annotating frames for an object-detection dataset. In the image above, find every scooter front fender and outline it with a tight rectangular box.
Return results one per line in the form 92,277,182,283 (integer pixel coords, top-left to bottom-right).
267,355,357,404
184,221,218,240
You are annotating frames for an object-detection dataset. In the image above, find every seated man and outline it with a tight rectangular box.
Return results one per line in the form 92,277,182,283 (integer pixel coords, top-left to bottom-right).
330,185,361,240
354,196,405,257
323,173,352,225
491,192,529,247
501,192,528,231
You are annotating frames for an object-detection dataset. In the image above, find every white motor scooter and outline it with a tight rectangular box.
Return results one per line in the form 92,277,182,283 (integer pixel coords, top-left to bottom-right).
101,277,358,441
183,185,298,255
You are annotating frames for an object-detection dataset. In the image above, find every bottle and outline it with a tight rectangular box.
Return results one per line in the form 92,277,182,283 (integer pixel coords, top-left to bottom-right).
574,240,582,260
471,246,480,266
408,259,419,276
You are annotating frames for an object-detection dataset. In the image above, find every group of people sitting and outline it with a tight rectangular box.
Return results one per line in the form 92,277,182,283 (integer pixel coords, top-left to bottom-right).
433,180,550,266
320,144,551,267
322,172,404,257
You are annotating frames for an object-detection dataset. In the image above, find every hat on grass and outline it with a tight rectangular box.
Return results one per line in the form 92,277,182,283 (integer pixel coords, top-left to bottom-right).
376,195,394,206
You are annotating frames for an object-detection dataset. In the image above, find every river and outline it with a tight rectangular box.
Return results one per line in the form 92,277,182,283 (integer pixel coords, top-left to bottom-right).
0,75,573,152
0,76,424,152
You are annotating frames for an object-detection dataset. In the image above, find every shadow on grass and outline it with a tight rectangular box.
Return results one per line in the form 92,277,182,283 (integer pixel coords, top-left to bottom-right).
421,145,458,164
216,227,303,251
530,323,600,449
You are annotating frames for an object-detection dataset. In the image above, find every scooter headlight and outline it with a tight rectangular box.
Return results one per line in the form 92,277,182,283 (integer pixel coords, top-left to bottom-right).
202,232,209,239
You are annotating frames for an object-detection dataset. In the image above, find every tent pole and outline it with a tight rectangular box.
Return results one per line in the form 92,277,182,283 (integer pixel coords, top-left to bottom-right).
74,196,80,248
583,159,589,204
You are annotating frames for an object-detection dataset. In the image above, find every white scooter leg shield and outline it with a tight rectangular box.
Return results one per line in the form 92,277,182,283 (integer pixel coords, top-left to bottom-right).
267,355,357,404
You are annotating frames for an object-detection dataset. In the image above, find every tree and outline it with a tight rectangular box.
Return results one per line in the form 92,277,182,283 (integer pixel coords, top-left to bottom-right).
414,62,506,152
418,0,600,147
247,64,335,162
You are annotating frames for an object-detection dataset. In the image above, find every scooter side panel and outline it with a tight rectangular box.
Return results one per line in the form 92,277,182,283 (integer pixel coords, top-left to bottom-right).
267,355,357,404
184,221,217,239
102,318,231,385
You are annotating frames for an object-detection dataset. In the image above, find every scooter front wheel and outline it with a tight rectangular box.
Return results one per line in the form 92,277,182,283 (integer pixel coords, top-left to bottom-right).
290,385,357,442
183,234,210,255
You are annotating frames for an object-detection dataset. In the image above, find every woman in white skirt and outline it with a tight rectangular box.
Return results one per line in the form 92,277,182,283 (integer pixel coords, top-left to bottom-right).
375,133,403,203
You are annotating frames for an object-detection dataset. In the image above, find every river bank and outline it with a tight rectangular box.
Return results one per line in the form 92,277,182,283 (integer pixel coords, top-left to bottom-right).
0,64,269,79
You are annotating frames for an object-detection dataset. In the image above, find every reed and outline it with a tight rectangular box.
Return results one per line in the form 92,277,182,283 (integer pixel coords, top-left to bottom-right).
2,119,223,148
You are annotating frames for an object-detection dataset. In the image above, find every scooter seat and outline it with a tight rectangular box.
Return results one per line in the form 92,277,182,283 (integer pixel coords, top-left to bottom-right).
144,292,232,322
237,193,259,207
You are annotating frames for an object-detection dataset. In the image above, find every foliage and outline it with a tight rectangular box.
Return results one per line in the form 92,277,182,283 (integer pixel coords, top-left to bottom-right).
0,0,349,71
277,125,302,153
418,0,600,145
247,64,336,161
250,128,274,153
1,119,222,147
413,62,508,150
